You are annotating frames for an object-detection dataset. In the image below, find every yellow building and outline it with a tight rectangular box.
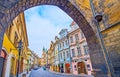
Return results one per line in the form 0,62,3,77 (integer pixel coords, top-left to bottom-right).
38,58,41,66
32,51,40,66
2,12,28,77
48,41,55,71
26,48,32,72
53,36,60,72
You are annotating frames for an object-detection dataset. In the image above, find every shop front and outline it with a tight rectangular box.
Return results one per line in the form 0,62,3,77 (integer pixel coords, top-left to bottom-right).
77,62,87,74
60,63,64,73
65,63,70,73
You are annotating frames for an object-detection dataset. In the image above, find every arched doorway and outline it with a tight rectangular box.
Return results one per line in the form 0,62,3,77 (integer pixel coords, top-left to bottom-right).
0,49,7,77
77,62,87,74
0,0,111,77
65,63,70,73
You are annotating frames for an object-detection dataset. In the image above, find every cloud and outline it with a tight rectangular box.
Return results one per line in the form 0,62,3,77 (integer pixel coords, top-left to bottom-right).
24,5,73,57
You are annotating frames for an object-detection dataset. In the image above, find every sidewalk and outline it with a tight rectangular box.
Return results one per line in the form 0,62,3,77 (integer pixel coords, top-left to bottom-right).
48,70,94,77
18,71,31,77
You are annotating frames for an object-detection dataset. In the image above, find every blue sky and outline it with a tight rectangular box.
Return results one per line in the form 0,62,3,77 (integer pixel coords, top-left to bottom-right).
24,5,73,57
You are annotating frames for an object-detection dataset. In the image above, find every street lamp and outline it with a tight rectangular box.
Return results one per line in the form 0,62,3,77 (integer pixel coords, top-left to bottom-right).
16,40,23,77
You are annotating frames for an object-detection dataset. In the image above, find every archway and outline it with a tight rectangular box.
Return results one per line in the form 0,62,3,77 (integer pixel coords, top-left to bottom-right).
77,62,87,74
65,63,70,73
0,0,109,77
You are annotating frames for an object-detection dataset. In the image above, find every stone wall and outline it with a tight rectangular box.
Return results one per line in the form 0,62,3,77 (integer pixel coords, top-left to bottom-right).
72,0,120,76
102,23,120,77
92,0,120,76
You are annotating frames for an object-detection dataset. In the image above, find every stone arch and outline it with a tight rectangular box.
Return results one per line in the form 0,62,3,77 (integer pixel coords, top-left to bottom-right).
0,0,109,77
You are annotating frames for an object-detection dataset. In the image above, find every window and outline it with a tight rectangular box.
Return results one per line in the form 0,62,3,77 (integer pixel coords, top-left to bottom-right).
65,40,67,46
74,60,77,62
8,25,12,38
75,34,79,42
72,49,75,57
60,43,61,49
74,65,77,71
87,64,91,71
66,51,69,58
62,42,64,47
77,47,81,55
70,36,73,43
74,65,76,68
61,53,62,59
83,45,89,55
14,32,18,46
63,52,65,59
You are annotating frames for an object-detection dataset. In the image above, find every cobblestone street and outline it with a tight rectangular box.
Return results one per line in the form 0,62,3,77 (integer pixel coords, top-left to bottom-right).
29,68,93,77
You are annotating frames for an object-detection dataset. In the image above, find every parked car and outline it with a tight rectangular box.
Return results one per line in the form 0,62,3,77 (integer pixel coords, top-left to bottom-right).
43,66,46,70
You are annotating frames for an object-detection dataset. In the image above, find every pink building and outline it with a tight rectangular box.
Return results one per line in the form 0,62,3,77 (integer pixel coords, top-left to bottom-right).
68,21,92,75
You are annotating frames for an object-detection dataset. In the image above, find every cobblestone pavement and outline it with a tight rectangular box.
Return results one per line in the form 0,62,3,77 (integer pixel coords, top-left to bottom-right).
29,68,93,77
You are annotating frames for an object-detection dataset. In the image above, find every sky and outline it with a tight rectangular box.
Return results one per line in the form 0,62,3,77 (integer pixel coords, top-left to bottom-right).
24,5,73,57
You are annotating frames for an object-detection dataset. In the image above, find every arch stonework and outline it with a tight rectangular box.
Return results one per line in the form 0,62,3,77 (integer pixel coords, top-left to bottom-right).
0,0,110,77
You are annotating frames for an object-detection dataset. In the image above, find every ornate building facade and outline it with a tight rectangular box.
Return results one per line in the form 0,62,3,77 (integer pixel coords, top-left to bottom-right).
68,22,92,75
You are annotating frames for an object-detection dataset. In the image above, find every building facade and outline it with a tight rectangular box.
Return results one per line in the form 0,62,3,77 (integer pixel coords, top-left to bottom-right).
2,12,29,77
48,41,55,71
58,29,71,73
47,21,93,75
53,36,60,72
68,22,92,75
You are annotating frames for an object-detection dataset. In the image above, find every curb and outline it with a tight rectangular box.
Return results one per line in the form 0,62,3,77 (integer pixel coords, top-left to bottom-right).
48,70,94,77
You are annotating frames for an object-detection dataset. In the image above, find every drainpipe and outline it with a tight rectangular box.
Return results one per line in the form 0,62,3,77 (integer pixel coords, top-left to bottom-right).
89,0,113,77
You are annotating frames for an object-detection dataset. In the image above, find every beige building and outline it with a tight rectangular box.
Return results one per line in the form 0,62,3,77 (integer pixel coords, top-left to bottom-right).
68,21,92,75
48,41,55,71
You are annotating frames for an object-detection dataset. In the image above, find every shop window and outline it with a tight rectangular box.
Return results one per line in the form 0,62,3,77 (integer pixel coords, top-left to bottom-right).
87,64,91,71
74,65,76,68
74,65,77,71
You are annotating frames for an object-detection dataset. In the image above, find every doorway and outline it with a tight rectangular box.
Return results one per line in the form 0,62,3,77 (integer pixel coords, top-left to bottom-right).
77,62,87,74
0,49,7,77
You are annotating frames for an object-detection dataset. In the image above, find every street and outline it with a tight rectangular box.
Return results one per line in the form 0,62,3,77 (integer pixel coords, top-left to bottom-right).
29,68,93,77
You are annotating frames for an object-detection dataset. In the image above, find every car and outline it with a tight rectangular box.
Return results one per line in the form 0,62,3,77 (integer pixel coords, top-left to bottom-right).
43,67,46,70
